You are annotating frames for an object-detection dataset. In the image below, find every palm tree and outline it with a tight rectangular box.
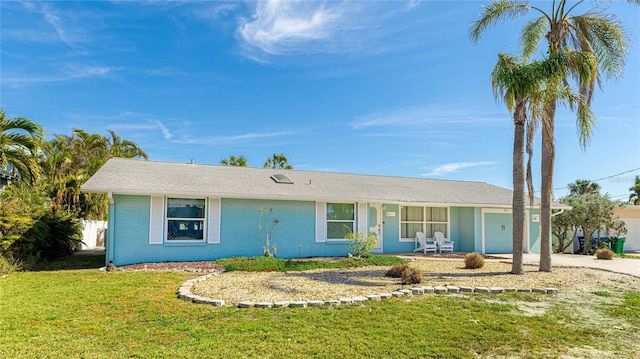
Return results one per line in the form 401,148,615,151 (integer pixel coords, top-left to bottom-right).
40,129,147,219
629,175,640,205
491,52,595,274
106,130,148,160
0,109,44,185
568,179,601,195
220,155,248,167
471,0,635,272
264,153,293,169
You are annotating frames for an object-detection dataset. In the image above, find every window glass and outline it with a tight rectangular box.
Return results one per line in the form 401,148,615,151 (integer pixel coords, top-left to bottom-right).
425,207,447,222
167,198,205,241
401,206,423,221
326,203,355,239
425,223,447,238
401,223,423,239
327,203,354,221
400,206,448,240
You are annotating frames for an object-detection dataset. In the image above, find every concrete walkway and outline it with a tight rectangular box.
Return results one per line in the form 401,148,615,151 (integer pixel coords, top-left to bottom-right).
496,253,640,277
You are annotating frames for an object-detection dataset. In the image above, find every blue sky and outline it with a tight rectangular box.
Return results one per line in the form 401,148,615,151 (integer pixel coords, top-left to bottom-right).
1,1,638,200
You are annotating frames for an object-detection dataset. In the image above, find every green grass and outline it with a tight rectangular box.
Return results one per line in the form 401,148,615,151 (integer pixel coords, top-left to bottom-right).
606,292,640,326
214,254,405,272
593,290,614,297
1,254,638,358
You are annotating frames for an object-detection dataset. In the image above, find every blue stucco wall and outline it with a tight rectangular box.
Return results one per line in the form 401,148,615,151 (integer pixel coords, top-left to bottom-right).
451,207,475,252
109,194,542,264
219,198,352,258
528,209,541,253
381,204,413,252
110,196,360,265
111,195,220,266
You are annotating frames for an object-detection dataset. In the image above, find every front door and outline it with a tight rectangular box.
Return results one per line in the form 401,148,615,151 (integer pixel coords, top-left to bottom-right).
369,203,383,252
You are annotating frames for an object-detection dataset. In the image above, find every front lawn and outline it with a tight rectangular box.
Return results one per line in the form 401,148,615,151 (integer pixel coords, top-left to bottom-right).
1,254,638,358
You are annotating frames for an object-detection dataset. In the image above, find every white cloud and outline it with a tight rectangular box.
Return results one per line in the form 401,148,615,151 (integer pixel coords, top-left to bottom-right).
351,105,504,129
422,161,497,177
177,130,300,146
238,0,344,56
2,65,117,87
235,0,417,61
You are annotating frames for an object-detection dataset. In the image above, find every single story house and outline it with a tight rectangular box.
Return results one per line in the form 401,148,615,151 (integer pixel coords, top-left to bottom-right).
613,205,640,251
81,158,552,266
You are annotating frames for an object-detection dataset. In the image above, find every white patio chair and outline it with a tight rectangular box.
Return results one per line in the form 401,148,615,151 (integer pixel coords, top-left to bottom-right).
434,231,454,253
413,231,437,255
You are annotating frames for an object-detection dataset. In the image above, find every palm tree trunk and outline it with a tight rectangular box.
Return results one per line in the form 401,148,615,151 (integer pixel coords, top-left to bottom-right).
512,101,526,275
539,99,556,272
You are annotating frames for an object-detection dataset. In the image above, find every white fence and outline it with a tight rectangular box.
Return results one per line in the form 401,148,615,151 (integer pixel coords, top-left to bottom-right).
81,220,107,250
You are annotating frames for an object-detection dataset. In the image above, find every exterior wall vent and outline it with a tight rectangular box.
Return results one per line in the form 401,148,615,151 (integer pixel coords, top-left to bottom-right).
271,174,294,184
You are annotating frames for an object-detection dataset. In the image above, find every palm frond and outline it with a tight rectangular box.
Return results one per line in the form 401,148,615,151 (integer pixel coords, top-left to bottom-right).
520,16,547,60
470,0,532,43
571,12,627,78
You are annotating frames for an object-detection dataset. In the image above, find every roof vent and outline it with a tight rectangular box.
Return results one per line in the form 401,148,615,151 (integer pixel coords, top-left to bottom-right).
271,174,294,184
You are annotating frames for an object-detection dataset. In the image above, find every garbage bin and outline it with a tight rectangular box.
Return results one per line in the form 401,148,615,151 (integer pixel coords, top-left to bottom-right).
601,237,611,249
612,237,626,254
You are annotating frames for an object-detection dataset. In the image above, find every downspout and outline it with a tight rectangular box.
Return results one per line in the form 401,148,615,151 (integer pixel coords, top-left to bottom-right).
106,192,115,266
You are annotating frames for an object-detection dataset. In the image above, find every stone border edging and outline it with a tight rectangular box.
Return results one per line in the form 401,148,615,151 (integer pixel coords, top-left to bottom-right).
177,272,558,308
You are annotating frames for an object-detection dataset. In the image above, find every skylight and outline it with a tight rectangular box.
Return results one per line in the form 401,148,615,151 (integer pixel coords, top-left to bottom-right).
271,174,294,184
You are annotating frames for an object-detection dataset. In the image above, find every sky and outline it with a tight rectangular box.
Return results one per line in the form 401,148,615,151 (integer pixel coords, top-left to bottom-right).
1,0,639,201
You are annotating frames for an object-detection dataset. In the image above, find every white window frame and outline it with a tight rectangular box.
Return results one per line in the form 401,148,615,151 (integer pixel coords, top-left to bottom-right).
399,206,449,242
326,202,356,241
165,197,207,243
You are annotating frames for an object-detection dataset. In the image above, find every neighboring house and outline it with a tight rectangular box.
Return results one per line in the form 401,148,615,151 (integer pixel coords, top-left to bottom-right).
613,206,640,252
81,158,552,266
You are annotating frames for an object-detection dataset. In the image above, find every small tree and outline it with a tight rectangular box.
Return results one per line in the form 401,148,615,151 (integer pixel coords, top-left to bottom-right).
563,192,621,254
345,231,377,258
552,203,575,253
258,207,279,257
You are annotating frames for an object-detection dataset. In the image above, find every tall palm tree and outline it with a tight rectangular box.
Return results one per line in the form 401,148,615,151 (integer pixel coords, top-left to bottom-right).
220,155,248,167
491,52,595,274
264,153,293,169
629,175,640,205
568,179,601,195
471,0,635,272
0,109,44,185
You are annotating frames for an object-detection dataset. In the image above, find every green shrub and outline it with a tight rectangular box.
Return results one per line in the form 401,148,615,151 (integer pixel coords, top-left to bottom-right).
1,184,83,267
216,256,285,272
0,255,18,275
596,248,614,260
345,231,378,258
464,252,485,269
216,255,407,273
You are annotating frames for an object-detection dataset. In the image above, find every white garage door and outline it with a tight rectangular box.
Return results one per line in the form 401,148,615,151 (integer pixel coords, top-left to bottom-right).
623,219,640,252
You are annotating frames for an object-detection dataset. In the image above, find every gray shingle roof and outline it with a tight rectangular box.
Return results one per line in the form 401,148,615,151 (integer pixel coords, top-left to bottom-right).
81,158,549,207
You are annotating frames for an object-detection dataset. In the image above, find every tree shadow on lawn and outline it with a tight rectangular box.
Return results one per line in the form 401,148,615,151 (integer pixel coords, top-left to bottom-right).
285,269,396,288
31,254,106,271
283,268,524,288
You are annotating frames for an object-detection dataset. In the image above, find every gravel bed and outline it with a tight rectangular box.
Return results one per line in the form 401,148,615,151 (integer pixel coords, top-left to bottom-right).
190,260,640,305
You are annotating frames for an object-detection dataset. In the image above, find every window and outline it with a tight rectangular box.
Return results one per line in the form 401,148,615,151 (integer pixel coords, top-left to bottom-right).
326,203,355,239
400,206,448,240
166,198,205,241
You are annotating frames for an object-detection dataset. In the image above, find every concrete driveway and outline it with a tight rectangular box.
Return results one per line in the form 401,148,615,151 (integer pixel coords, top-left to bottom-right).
496,253,640,277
